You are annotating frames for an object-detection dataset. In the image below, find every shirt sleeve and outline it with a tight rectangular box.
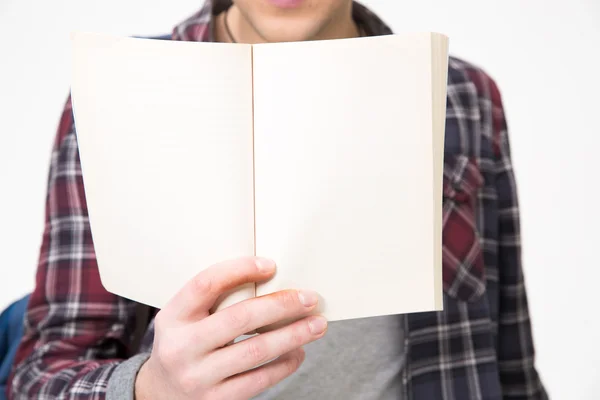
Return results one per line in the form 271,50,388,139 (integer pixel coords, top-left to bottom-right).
8,97,139,399
489,80,548,400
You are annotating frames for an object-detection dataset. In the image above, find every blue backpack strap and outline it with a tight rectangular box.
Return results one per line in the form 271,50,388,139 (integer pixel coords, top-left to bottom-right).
133,33,172,41
0,295,30,400
149,34,172,40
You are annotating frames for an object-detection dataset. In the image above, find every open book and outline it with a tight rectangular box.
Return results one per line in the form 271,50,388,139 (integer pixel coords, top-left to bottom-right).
70,31,449,322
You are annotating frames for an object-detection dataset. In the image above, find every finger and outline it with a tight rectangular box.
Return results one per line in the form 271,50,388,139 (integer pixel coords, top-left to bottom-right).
203,315,327,383
194,289,321,351
212,347,306,400
164,256,276,321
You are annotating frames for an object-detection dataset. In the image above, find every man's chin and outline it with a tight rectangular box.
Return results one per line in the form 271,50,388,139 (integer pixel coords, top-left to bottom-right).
253,19,324,43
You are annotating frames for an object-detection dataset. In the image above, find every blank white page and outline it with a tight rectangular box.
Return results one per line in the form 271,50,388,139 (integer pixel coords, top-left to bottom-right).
71,33,255,310
252,33,445,321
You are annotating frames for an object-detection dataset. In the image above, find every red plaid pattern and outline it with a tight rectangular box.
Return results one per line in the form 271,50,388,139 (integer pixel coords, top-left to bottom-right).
442,155,486,302
8,1,547,399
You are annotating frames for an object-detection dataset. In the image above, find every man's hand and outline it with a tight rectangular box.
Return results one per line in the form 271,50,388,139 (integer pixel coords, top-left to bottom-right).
135,257,327,400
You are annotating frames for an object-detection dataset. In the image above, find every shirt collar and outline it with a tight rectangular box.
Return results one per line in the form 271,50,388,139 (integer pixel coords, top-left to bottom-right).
172,0,393,42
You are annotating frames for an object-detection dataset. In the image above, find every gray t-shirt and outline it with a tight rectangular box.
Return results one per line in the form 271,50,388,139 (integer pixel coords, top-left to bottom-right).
254,315,405,399
106,315,405,400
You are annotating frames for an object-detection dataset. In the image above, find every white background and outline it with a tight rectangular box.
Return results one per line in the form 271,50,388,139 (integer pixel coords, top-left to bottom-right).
1,0,598,398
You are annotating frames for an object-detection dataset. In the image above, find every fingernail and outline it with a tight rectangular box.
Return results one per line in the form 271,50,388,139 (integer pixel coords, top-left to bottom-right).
298,290,318,307
255,257,276,273
308,316,328,335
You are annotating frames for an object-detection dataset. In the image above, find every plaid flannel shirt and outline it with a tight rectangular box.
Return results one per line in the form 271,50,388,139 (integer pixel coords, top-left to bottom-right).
8,1,548,399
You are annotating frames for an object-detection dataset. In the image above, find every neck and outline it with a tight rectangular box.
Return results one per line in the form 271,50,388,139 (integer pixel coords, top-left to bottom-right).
215,4,360,44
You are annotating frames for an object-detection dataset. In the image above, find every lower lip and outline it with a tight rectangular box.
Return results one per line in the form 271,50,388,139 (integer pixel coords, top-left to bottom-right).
266,0,305,9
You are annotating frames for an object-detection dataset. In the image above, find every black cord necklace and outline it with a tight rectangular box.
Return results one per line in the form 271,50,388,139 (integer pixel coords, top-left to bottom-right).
223,8,237,43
